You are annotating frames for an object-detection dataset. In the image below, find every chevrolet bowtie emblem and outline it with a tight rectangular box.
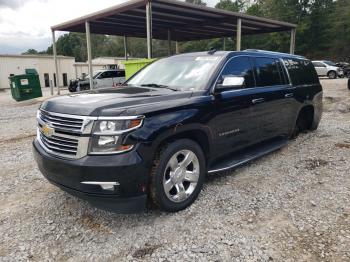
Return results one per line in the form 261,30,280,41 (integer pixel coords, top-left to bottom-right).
42,124,54,137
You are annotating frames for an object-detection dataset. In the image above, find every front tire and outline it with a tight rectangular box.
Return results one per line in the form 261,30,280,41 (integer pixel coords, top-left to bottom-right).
328,71,337,79
149,139,206,212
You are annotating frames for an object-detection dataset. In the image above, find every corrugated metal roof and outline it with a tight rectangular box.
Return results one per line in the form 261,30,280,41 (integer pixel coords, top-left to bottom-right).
0,54,74,59
52,0,296,41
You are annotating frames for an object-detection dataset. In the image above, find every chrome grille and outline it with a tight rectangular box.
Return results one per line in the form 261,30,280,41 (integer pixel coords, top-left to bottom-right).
39,110,84,133
39,132,78,156
36,110,93,159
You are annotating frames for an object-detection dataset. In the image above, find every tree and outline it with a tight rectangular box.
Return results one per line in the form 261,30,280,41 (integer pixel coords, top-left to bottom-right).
185,0,206,6
215,0,244,12
22,49,38,55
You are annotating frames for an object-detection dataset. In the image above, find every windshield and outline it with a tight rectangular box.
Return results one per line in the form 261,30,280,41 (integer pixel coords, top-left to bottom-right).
324,61,336,66
127,55,223,91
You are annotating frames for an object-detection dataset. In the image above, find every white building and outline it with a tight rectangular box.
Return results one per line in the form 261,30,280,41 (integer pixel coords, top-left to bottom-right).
0,55,131,90
0,54,75,89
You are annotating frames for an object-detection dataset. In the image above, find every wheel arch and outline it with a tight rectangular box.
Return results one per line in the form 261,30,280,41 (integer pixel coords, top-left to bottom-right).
152,126,213,164
297,104,315,130
327,70,337,78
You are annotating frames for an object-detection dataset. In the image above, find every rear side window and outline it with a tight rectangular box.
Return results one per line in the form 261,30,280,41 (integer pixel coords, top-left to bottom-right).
254,58,283,87
284,59,319,85
220,56,255,88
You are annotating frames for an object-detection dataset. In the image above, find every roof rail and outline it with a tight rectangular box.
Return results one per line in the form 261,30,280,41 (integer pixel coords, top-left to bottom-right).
243,49,305,58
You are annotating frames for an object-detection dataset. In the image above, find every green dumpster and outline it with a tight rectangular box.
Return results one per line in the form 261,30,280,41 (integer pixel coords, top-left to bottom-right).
122,59,157,80
9,69,42,101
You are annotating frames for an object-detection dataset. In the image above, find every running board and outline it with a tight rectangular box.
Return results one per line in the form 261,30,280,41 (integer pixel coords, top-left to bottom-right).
208,138,288,174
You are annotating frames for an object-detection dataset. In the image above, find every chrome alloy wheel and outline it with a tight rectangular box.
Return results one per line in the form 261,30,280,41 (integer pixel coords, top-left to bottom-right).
163,150,200,203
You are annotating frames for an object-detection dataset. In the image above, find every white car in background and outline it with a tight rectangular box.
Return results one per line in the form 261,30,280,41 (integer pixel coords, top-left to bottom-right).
77,69,126,91
312,60,343,79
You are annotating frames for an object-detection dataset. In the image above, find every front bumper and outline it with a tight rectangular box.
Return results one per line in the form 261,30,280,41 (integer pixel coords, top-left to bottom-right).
33,139,149,213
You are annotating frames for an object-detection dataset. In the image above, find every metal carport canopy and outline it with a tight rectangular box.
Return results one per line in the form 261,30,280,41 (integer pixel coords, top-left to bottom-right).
50,0,296,95
52,0,296,42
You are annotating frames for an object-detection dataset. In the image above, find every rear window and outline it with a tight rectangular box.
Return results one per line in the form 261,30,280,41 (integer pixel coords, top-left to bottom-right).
284,59,319,85
254,57,284,87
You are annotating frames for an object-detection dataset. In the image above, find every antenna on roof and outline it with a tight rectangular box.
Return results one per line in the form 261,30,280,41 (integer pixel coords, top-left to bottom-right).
208,48,217,55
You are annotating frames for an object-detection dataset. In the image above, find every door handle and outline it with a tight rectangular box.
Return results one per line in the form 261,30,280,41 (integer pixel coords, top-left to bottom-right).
252,98,265,104
285,93,294,98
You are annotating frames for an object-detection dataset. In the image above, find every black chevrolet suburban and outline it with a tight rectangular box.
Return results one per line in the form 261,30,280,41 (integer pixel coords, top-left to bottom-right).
33,50,323,213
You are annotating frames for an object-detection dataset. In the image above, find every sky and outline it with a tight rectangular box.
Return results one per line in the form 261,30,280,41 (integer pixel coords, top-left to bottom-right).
0,0,218,54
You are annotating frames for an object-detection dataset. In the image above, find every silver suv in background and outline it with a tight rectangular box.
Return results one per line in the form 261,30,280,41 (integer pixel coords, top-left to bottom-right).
312,60,343,79
70,69,126,92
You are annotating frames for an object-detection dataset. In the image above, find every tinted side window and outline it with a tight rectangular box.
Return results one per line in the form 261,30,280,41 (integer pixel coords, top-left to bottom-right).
284,59,319,85
254,58,283,87
117,71,125,77
312,62,325,67
100,71,114,79
110,71,119,78
220,56,255,88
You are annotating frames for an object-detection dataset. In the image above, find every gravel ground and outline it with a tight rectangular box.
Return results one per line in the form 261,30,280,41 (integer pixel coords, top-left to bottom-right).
0,79,349,261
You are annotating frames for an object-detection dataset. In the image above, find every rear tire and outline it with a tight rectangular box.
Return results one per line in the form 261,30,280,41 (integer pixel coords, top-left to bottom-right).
149,139,206,212
328,71,337,79
290,109,312,138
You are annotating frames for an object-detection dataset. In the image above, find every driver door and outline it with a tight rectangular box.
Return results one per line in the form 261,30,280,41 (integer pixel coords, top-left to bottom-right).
95,71,113,88
209,56,260,157
313,62,327,76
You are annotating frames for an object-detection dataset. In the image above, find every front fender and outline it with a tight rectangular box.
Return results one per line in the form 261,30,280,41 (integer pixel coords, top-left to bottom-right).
125,108,213,161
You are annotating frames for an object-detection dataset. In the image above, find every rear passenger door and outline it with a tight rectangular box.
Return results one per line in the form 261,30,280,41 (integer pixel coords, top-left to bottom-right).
252,57,294,141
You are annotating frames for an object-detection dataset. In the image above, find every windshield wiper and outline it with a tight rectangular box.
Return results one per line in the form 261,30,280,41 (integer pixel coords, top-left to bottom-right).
141,83,178,91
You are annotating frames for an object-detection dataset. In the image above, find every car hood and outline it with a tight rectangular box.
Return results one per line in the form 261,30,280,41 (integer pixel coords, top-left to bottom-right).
40,86,197,116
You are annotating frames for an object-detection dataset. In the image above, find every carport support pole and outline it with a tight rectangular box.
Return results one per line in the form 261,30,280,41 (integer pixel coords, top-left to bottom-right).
236,18,242,51
290,28,296,54
123,36,128,61
146,1,153,59
175,41,179,54
85,21,94,89
167,29,172,56
51,30,60,95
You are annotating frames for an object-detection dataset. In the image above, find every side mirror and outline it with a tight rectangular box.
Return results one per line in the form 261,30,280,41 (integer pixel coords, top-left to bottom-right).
216,76,245,90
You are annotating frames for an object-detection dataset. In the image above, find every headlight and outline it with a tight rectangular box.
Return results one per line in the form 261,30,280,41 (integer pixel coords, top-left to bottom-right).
89,116,144,154
93,118,144,135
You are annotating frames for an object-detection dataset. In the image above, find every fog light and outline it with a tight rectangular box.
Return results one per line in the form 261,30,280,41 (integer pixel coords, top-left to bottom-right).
81,181,120,191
